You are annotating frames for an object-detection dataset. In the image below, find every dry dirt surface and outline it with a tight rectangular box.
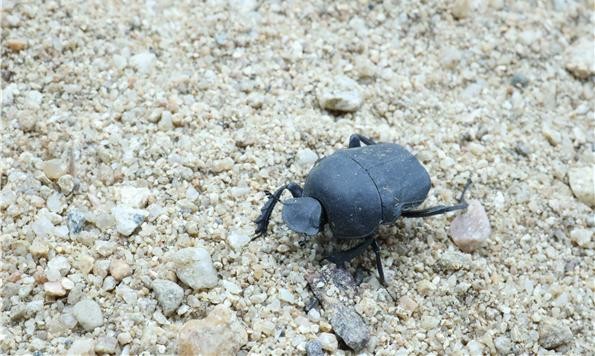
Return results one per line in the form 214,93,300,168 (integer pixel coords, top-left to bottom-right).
1,0,594,355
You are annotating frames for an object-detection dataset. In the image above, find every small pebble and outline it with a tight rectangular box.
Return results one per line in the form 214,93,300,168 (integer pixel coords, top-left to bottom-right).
318,76,363,113
451,0,470,19
494,335,512,354
44,281,67,297
564,38,595,79
67,209,86,234
29,238,50,258
74,254,94,274
73,299,104,331
538,318,573,350
102,276,117,291
47,256,71,279
67,338,95,356
111,206,148,236
228,230,250,251
212,157,234,173
109,259,132,281
511,73,529,88
6,38,27,52
152,279,184,315
42,159,68,179
94,336,118,354
317,332,338,352
58,174,75,194
178,304,247,356
61,277,74,290
118,186,151,208
305,340,324,356
296,149,318,167
130,52,156,73
568,167,595,207
172,247,218,290
570,228,592,248
278,288,295,304
449,200,491,253
118,332,132,345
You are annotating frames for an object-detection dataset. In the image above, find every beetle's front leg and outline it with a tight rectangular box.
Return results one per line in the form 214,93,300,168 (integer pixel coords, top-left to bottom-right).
254,182,304,236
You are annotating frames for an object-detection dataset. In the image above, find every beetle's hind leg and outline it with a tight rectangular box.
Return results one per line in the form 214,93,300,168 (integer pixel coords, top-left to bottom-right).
401,179,472,218
254,182,303,236
348,134,376,148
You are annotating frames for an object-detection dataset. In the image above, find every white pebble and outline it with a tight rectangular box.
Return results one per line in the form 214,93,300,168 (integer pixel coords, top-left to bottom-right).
152,279,184,315
570,228,592,248
44,281,67,297
317,333,338,352
117,186,151,208
296,149,318,167
228,230,250,251
564,38,595,79
130,52,156,73
318,76,363,113
111,206,148,236
42,159,68,179
278,288,295,304
212,157,234,173
173,247,218,290
72,299,104,330
31,215,55,239
568,167,595,207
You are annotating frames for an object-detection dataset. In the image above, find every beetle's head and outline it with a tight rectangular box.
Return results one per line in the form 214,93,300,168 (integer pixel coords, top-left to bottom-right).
282,197,323,235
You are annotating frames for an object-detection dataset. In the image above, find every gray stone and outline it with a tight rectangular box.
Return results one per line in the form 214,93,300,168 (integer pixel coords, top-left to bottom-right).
306,265,369,351
305,339,324,356
67,209,86,234
152,279,184,315
330,304,370,351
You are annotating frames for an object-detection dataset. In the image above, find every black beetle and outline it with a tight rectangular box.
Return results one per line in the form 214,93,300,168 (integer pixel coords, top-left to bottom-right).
255,134,470,285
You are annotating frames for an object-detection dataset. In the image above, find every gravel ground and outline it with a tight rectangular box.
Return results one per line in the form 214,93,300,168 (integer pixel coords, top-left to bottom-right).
1,0,594,355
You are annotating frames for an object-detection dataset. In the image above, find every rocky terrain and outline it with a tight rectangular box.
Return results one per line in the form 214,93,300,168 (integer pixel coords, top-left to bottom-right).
1,0,593,354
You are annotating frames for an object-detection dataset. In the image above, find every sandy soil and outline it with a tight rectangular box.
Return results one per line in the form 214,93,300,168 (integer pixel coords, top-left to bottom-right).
1,0,593,354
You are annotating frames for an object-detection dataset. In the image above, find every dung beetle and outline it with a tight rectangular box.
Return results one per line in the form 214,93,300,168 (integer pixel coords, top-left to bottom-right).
255,134,470,285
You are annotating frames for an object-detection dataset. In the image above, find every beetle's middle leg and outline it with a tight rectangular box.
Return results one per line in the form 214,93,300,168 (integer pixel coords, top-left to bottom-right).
401,179,472,218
